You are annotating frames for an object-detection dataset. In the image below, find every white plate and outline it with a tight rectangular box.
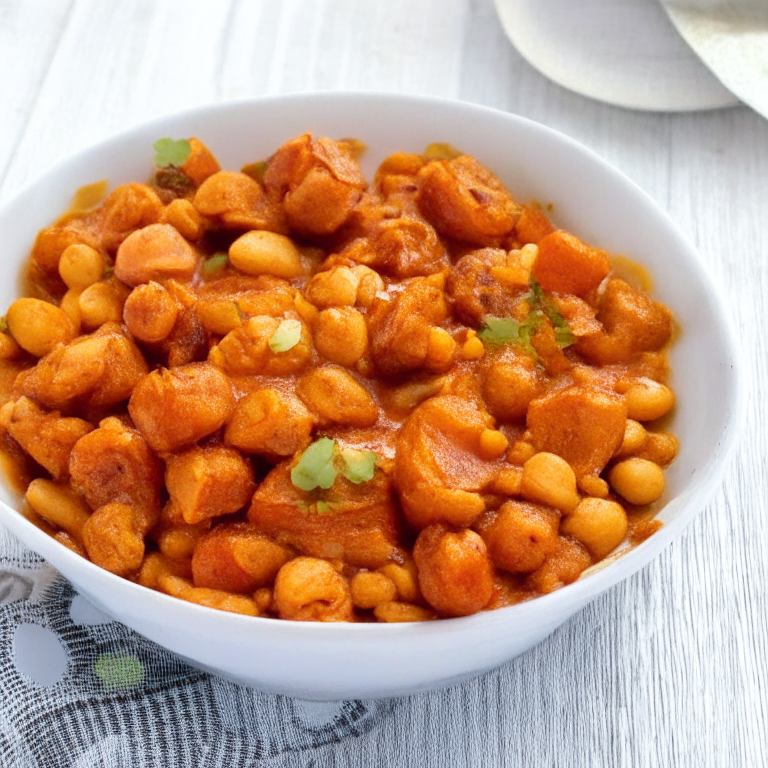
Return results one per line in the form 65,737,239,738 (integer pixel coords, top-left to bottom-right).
662,0,768,120
493,0,739,111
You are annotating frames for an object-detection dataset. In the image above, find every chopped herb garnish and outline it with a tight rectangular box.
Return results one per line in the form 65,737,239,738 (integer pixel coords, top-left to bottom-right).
269,319,302,353
154,167,195,195
202,253,228,277
478,316,521,348
479,278,576,357
153,137,192,169
527,279,576,349
0,316,8,334
291,437,338,492
241,160,269,183
291,438,379,496
340,447,377,484
103,264,115,278
315,500,337,515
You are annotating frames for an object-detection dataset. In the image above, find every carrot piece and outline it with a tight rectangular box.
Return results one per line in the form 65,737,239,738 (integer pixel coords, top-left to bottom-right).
181,138,221,186
531,231,611,296
515,205,555,244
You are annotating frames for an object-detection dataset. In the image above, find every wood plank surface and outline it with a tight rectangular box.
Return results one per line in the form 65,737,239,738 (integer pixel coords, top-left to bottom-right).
0,0,766,765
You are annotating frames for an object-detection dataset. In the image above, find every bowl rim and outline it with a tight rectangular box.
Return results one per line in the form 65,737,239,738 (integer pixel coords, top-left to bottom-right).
0,90,747,636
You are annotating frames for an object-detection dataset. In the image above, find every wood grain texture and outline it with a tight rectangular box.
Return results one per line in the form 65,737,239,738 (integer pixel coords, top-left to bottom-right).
1,0,766,765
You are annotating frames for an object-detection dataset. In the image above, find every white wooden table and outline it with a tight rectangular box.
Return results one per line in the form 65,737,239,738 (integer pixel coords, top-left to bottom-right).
1,1,766,765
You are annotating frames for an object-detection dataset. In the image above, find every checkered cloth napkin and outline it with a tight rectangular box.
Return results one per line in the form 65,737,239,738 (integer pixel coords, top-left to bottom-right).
0,525,394,767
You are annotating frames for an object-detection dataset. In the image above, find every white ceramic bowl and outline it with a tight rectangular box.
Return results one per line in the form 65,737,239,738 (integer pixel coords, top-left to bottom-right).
0,93,743,700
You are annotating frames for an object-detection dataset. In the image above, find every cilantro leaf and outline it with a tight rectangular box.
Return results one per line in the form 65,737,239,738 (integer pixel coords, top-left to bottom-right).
477,316,521,348
202,253,228,277
269,319,302,353
479,278,576,357
554,324,577,348
241,160,269,183
517,310,542,359
340,448,377,484
527,278,576,349
291,437,338,491
153,138,192,169
0,316,8,334
154,167,194,195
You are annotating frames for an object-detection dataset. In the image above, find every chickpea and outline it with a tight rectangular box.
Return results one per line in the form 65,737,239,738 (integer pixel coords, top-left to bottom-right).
158,575,258,616
373,603,435,623
475,501,559,573
82,503,145,577
378,560,422,604
617,419,647,457
313,307,368,367
636,432,679,467
306,266,359,308
560,498,628,559
293,293,319,325
350,571,397,609
224,388,314,458
424,327,457,371
520,452,580,513
352,265,385,307
488,466,523,496
413,525,494,617
59,289,82,330
54,531,88,558
0,401,13,429
608,458,665,505
158,523,209,561
123,282,179,343
254,587,273,614
525,537,592,594
295,366,378,428
79,279,130,330
506,440,536,466
58,243,104,290
577,475,609,498
138,552,191,589
273,557,353,622
229,230,303,279
460,331,485,361
0,332,21,360
479,428,509,460
162,198,205,241
25,479,92,541
482,351,543,421
623,378,675,421
386,377,446,413
6,298,75,357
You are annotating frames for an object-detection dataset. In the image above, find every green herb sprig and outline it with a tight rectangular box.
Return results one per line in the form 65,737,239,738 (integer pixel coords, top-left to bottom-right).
478,277,576,357
153,138,192,169
290,438,378,504
269,319,303,353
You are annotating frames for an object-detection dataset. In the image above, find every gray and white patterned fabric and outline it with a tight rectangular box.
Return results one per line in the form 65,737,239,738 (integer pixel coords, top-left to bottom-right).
0,525,394,768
